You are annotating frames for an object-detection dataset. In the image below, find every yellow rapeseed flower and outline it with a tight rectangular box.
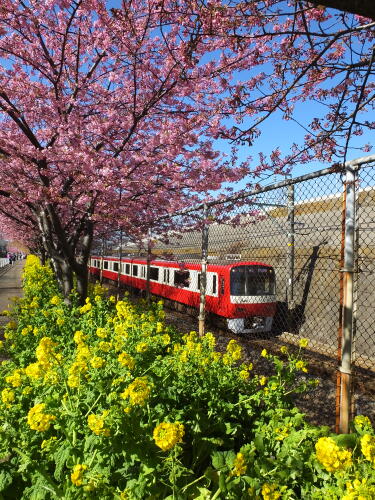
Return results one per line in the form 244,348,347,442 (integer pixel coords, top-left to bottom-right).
5,369,23,387
275,424,292,441
50,296,61,305
1,388,15,405
44,369,59,385
342,478,375,500
87,411,110,436
27,403,56,432
153,422,184,451
179,351,189,363
118,352,135,370
90,356,105,369
315,437,352,472
361,434,375,465
261,483,282,500
74,330,87,344
25,362,44,380
295,360,308,373
299,338,309,348
162,334,170,345
96,327,108,339
135,342,148,353
354,415,372,430
226,340,242,361
98,341,112,352
79,303,92,314
35,337,59,370
261,349,267,357
230,452,247,476
21,326,32,336
121,377,151,406
71,464,87,486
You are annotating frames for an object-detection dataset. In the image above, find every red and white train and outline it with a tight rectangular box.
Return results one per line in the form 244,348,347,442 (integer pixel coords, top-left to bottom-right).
89,256,277,334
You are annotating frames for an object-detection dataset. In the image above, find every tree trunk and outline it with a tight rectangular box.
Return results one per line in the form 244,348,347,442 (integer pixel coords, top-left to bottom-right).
35,204,95,305
60,260,74,304
75,263,89,305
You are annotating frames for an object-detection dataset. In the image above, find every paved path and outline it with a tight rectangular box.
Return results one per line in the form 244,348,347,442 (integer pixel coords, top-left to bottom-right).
0,261,24,328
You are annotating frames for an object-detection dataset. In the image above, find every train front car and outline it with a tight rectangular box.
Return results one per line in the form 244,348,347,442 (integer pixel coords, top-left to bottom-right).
227,263,276,334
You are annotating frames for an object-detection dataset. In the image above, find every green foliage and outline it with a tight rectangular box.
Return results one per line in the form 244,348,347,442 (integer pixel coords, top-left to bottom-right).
0,256,373,499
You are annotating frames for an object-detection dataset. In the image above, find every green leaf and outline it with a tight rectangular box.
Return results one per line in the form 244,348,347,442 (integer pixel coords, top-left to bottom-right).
53,443,72,481
211,450,235,471
0,471,12,492
254,435,264,452
141,465,155,476
204,466,219,484
334,434,357,449
194,487,211,500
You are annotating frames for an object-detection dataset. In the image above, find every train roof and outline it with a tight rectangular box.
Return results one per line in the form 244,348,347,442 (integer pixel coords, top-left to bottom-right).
91,255,273,271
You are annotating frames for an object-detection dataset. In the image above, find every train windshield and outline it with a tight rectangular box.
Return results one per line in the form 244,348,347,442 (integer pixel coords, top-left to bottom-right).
230,265,275,296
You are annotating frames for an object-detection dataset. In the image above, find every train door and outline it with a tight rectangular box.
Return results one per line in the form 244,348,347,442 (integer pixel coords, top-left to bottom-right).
217,273,228,316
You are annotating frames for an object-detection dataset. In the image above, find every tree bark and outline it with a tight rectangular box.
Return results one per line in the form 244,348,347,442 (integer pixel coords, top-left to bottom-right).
35,204,94,305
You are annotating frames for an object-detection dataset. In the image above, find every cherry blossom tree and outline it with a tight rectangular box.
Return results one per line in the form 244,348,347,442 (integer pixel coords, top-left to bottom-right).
202,1,374,172
0,0,252,301
0,1,373,302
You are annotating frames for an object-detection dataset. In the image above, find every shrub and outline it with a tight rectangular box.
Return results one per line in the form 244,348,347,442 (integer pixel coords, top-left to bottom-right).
0,256,373,499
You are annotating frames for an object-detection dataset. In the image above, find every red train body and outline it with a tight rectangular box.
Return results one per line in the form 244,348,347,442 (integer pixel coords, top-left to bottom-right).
89,256,276,334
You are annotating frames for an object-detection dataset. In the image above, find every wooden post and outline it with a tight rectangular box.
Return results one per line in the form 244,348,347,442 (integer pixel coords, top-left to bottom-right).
339,167,356,433
146,228,151,302
117,228,123,300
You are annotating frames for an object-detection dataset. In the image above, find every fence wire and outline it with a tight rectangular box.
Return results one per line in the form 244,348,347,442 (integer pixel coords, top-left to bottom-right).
101,157,375,428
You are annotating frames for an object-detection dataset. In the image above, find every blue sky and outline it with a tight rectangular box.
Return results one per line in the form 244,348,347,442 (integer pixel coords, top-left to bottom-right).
216,104,374,190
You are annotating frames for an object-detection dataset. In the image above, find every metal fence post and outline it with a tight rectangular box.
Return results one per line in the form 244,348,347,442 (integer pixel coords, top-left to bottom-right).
198,204,209,337
146,228,152,302
339,166,356,433
287,183,295,307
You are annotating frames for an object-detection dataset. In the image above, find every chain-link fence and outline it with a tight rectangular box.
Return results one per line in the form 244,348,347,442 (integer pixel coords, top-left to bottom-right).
98,155,375,430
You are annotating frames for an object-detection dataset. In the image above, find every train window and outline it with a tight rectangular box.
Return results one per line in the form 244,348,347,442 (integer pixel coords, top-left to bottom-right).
142,266,146,278
104,261,108,270
113,262,119,272
212,274,217,295
174,270,190,288
132,265,138,277
197,273,201,291
126,263,130,274
230,266,275,296
150,266,159,281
